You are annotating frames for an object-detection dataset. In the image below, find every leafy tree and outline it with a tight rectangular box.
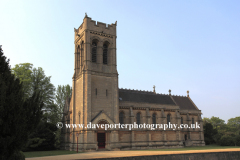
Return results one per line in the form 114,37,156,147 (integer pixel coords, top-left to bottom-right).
218,135,235,146
24,121,57,151
226,117,240,145
210,116,225,130
203,116,240,146
11,60,57,152
228,117,240,130
42,103,59,124
12,63,55,107
0,46,43,159
55,85,72,149
202,117,211,124
56,84,72,120
11,63,33,100
31,67,55,106
203,122,218,145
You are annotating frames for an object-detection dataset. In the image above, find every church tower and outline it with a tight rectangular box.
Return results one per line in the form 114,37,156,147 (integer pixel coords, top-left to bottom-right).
65,14,119,151
61,14,205,152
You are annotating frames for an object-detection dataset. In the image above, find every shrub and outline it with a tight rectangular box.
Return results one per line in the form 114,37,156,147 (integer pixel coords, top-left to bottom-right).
219,135,234,146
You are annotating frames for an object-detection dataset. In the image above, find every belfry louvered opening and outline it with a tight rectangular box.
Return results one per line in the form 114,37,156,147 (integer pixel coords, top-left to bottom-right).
77,45,80,68
103,43,108,64
92,41,97,63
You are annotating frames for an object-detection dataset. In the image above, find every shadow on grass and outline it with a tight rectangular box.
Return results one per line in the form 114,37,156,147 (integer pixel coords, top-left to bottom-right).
23,150,81,158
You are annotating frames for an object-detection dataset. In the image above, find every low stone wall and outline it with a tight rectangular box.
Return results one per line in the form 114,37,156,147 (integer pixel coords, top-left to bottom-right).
84,151,240,160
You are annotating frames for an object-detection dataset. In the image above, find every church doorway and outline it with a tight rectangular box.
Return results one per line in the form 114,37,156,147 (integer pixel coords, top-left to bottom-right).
185,134,187,141
97,132,106,148
97,120,108,149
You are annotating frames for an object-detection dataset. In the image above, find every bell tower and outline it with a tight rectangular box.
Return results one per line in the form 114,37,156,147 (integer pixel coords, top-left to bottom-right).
69,14,119,150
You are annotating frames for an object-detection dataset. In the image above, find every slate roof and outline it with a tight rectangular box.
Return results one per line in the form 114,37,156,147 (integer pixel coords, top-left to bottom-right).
119,89,199,111
119,89,176,105
171,96,198,111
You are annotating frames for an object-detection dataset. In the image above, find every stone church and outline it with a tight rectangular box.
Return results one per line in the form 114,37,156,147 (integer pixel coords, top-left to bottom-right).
61,15,205,151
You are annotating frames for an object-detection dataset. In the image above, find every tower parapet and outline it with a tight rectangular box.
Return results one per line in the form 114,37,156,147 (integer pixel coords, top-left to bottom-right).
75,16,117,37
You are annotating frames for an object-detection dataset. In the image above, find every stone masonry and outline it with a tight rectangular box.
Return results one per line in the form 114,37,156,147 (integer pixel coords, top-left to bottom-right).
61,15,205,151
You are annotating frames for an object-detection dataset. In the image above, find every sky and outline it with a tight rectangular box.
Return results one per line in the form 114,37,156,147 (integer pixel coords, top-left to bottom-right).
0,0,239,122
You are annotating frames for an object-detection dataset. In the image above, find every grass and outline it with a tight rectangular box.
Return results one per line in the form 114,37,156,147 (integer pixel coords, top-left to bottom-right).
140,144,240,151
23,150,79,158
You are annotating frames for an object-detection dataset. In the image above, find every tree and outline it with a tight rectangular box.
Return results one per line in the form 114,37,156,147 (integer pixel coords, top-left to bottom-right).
11,63,33,100
42,103,59,124
24,121,57,151
12,63,55,107
227,117,240,146
210,116,225,130
202,117,211,123
12,64,60,151
227,117,240,129
31,67,55,107
0,46,43,159
203,122,218,145
218,135,235,146
55,85,72,149
56,85,72,120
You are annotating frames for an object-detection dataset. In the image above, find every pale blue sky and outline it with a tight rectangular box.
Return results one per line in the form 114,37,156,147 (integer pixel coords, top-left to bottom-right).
1,0,239,122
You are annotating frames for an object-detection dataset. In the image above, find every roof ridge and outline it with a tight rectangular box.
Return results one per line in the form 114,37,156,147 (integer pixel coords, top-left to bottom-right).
119,88,171,96
172,94,187,97
119,88,154,94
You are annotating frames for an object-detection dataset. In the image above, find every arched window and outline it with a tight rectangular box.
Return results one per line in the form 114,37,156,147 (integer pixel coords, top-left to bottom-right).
103,43,108,64
167,114,171,124
137,113,141,125
80,41,84,66
192,117,195,129
92,41,97,62
77,45,80,68
119,112,124,124
181,117,183,124
152,113,156,126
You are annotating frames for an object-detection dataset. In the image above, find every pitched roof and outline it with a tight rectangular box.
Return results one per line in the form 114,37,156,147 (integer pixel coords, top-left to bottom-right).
171,96,198,110
119,89,176,105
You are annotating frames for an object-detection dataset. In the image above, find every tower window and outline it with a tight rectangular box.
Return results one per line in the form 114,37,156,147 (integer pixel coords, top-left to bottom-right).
192,117,195,130
92,42,97,63
181,117,183,124
119,112,124,124
137,112,141,125
81,41,84,66
95,88,97,95
77,46,80,68
167,114,171,128
152,113,156,127
106,89,108,96
103,43,108,64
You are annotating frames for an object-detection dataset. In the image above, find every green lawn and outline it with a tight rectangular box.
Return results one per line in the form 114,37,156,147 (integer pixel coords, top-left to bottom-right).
143,144,240,151
23,150,78,158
